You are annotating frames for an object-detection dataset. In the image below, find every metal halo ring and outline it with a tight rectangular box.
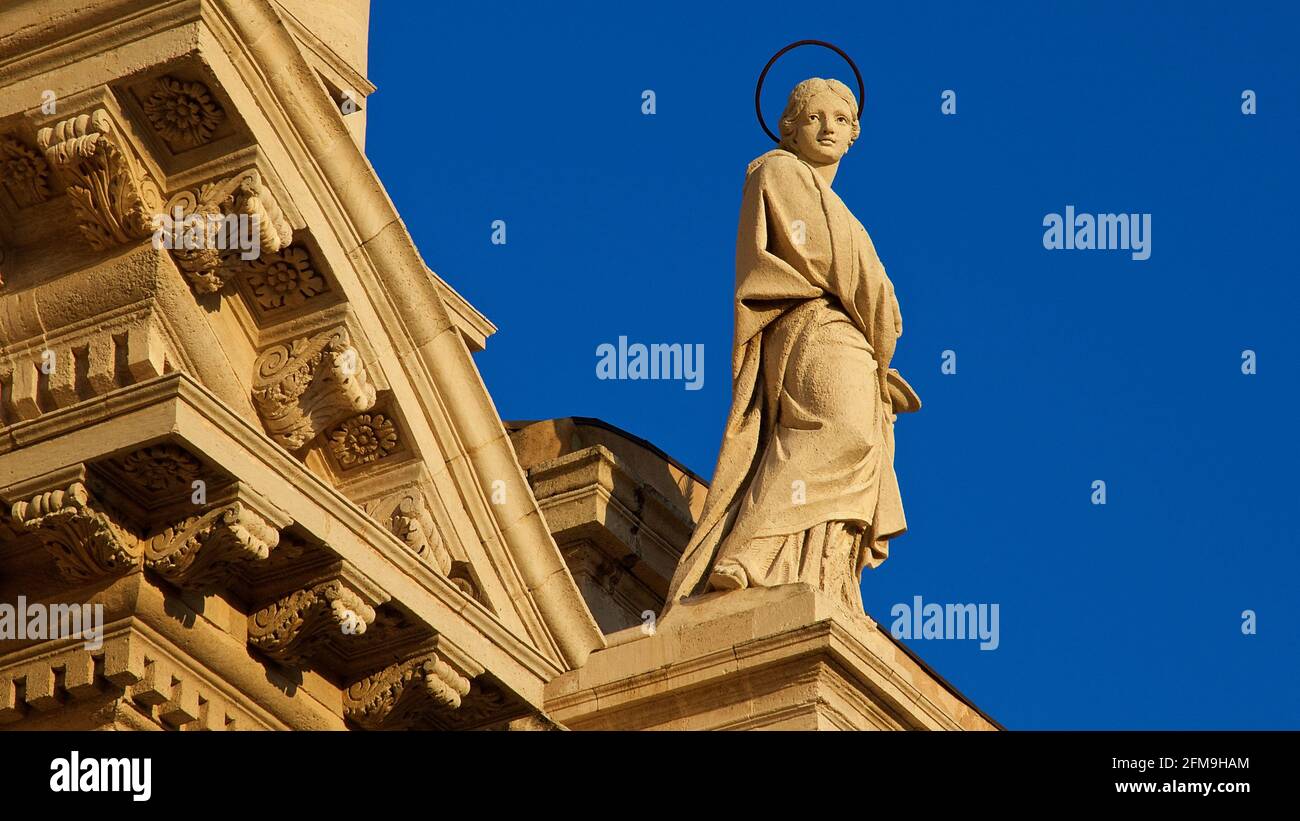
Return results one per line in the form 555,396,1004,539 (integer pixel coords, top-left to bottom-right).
755,39,865,144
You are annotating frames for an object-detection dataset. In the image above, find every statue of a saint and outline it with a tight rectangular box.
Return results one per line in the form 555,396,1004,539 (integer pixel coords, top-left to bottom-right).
665,77,918,616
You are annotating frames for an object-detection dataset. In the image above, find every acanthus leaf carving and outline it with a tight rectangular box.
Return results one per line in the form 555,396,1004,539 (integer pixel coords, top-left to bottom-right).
391,493,452,575
248,579,377,666
36,109,162,251
363,489,453,575
252,327,376,451
9,480,141,582
342,652,472,730
144,490,288,590
161,169,292,293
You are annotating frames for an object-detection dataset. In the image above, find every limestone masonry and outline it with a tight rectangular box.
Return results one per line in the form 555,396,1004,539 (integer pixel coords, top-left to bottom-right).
0,1,994,730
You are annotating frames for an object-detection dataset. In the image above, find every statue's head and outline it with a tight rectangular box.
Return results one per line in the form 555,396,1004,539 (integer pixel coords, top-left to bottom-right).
778,77,860,165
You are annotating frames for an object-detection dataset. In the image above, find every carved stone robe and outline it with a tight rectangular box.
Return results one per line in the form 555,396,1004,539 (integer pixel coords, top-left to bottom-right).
665,149,907,614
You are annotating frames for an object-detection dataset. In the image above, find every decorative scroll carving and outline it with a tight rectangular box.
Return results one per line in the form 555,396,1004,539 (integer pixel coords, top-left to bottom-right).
144,494,287,590
161,169,292,293
251,327,376,451
37,109,161,250
391,494,452,574
343,652,472,729
248,580,376,665
0,135,52,206
9,481,140,582
328,412,398,469
141,76,224,149
361,488,453,574
246,246,326,310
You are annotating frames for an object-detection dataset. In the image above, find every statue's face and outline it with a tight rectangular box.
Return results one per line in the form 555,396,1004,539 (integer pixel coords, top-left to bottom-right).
789,90,854,164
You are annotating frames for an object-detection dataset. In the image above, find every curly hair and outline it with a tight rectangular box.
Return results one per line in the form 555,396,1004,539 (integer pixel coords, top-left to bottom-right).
778,77,861,154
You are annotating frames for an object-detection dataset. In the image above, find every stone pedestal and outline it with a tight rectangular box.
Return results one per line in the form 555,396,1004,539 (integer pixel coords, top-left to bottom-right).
545,584,997,730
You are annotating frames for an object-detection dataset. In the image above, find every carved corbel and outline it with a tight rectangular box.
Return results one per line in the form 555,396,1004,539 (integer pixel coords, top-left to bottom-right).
248,579,377,665
359,485,455,577
4,465,141,582
390,493,453,575
251,327,376,451
160,168,292,293
144,483,291,590
36,109,162,251
342,651,473,729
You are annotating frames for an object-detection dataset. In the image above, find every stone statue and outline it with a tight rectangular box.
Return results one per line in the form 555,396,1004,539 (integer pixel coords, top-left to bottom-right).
665,77,919,616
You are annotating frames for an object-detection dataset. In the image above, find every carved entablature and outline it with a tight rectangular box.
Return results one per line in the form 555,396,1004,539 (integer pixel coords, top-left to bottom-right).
6,466,141,583
0,314,175,427
248,579,377,665
143,482,291,591
342,651,474,729
161,168,292,293
0,134,52,207
251,326,377,452
36,108,162,251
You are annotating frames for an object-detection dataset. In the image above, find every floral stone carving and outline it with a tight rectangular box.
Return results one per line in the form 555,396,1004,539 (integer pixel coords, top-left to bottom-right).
328,412,399,469
142,76,224,150
246,246,326,310
37,109,162,251
0,135,52,207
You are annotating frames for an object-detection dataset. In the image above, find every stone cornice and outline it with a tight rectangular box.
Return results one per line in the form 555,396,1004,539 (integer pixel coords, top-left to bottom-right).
0,371,566,700
0,0,602,675
199,0,602,669
0,1,200,87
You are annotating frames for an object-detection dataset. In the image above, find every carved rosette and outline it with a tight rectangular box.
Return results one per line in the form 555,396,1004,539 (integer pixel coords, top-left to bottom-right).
142,76,224,149
248,580,377,665
37,109,162,250
343,653,472,730
246,246,326,310
9,481,141,582
161,169,293,293
0,135,52,207
328,412,399,469
252,328,376,451
144,499,283,590
119,444,203,495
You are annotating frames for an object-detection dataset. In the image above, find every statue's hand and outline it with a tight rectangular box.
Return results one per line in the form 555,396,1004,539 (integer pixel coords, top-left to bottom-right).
886,368,921,413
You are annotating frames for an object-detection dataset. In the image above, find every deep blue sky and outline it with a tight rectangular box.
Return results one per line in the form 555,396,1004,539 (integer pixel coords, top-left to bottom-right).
367,1,1299,729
